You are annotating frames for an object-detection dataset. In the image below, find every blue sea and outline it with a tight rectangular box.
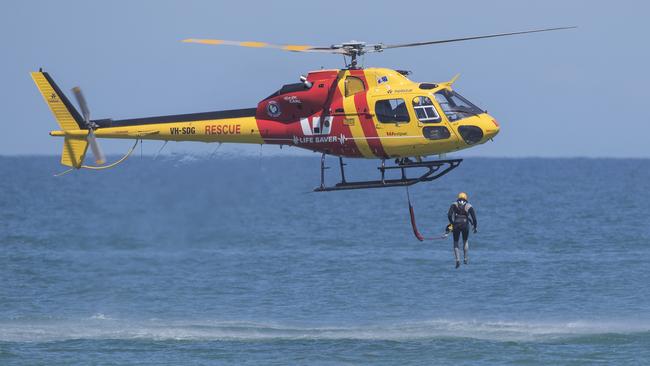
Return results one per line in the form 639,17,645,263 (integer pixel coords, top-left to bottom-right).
1,155,649,365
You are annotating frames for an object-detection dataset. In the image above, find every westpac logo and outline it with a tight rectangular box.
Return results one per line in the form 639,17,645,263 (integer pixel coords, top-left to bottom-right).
47,92,58,104
300,116,333,136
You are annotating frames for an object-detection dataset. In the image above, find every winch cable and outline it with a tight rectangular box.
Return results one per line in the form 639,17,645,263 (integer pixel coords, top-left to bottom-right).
54,139,140,176
81,139,139,171
406,185,449,241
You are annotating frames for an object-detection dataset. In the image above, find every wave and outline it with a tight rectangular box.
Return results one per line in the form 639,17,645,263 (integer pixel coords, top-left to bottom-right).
1,317,649,343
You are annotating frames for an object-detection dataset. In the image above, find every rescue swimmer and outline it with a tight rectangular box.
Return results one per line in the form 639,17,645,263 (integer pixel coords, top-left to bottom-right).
448,192,477,268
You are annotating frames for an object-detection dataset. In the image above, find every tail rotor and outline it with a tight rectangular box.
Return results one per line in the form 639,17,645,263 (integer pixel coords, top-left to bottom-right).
71,87,106,165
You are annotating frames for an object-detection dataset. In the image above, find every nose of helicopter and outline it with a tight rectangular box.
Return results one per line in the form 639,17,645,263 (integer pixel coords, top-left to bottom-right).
453,114,500,146
479,114,500,141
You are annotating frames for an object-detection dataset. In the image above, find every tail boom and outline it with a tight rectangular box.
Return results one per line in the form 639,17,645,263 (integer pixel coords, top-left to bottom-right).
49,109,266,144
90,115,264,144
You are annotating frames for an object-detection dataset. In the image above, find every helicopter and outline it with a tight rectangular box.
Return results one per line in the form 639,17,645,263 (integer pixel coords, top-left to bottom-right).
32,27,573,191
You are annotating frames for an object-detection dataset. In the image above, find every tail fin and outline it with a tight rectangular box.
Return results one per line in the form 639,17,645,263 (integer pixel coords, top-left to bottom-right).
31,70,88,168
60,137,89,168
31,71,84,131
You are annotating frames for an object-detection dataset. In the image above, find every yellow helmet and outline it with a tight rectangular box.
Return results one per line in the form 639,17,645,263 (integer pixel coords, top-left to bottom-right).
457,192,468,201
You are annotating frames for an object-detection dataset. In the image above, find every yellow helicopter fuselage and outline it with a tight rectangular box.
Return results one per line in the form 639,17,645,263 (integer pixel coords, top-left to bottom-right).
34,67,499,168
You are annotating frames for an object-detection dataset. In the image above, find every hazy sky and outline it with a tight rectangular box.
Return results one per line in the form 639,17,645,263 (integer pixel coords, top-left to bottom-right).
2,0,648,157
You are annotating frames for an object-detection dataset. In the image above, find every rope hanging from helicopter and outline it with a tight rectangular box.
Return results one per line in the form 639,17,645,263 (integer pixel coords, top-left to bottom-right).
54,139,140,176
406,185,449,241
82,138,140,170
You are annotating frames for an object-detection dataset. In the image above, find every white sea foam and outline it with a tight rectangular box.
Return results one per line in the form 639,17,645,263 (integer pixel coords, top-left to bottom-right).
1,318,648,343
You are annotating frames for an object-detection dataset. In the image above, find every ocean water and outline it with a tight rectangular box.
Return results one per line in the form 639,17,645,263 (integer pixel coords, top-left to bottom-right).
1,155,649,365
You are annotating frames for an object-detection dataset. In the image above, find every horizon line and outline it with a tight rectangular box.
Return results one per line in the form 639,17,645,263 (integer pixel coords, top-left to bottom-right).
1,153,649,160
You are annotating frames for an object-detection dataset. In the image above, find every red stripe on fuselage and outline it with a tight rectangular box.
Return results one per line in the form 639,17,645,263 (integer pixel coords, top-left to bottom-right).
323,73,362,157
350,70,387,158
255,70,363,158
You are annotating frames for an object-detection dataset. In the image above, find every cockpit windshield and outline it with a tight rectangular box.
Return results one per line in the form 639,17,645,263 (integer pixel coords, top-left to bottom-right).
434,90,484,122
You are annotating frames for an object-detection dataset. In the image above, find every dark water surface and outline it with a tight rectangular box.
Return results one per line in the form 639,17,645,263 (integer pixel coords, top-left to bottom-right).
1,156,649,365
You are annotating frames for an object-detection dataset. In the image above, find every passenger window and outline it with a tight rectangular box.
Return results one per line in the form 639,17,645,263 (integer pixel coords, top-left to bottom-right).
412,96,441,123
345,76,365,97
375,99,410,123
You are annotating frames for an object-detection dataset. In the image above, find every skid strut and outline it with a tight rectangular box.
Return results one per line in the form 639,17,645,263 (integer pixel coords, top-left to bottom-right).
314,156,463,192
338,157,347,184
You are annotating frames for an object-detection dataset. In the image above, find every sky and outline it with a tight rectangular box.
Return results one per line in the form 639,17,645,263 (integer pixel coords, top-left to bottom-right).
1,0,648,158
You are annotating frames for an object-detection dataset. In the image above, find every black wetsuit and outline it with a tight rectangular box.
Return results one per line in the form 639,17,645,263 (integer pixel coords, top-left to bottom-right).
448,201,477,263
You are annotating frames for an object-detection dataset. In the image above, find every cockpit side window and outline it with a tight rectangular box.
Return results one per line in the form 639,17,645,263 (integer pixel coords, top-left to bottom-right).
345,76,365,97
412,96,441,123
375,99,410,123
434,90,483,122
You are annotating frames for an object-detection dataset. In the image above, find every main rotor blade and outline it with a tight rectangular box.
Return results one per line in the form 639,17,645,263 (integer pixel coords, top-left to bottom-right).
182,38,344,54
382,26,576,50
71,86,91,124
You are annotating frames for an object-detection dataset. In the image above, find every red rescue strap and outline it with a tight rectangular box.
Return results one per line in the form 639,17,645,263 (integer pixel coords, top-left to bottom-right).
406,186,448,241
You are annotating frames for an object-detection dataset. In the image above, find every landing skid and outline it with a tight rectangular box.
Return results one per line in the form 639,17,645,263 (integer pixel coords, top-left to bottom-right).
314,154,462,192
